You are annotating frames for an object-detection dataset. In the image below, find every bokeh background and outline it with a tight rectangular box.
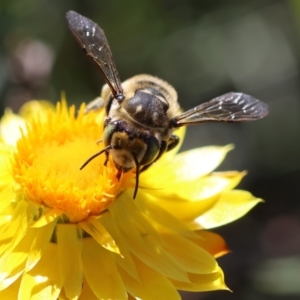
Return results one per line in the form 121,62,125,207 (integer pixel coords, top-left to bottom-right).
1,0,300,299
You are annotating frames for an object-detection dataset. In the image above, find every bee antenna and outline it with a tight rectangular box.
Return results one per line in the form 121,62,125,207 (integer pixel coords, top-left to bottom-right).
131,153,140,199
80,146,112,170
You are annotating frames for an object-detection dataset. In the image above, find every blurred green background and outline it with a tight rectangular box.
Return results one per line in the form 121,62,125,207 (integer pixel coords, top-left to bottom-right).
1,0,300,299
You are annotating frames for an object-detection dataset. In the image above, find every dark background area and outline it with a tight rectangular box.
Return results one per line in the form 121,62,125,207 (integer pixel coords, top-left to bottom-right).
1,0,300,299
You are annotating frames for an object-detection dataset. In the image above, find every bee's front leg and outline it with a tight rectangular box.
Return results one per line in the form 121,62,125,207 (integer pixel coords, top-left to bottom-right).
167,134,179,151
85,97,105,113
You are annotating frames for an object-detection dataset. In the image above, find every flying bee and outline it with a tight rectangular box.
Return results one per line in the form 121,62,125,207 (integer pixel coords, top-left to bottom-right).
66,10,269,199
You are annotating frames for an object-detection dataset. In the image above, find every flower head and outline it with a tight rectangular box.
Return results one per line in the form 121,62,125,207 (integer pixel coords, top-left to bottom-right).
0,99,261,299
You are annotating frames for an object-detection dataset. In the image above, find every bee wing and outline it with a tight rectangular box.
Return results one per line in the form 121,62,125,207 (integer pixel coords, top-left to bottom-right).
66,11,124,100
171,92,269,127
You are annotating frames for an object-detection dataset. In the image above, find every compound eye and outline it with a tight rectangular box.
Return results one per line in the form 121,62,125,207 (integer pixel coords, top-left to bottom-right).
103,123,117,146
140,136,160,166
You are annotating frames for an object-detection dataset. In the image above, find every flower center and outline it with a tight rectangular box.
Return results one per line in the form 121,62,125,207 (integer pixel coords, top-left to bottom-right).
12,102,134,222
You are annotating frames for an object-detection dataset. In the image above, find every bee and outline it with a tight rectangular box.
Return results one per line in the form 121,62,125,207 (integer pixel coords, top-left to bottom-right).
66,11,269,199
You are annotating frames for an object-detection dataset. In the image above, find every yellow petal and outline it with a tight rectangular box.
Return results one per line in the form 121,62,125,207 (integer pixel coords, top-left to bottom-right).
142,145,233,186
99,212,141,282
0,109,27,146
171,266,228,292
122,230,189,283
0,277,20,299
77,278,99,300
18,100,54,121
194,190,263,229
135,191,199,239
0,229,32,289
110,195,190,282
82,238,127,299
0,185,15,215
58,289,68,300
19,243,63,300
190,231,229,258
161,232,218,274
31,209,63,228
111,193,169,246
0,223,55,290
147,172,245,222
25,221,57,272
119,256,181,300
211,171,246,191
57,224,83,300
79,216,120,255
0,145,14,188
127,293,136,300
0,201,38,254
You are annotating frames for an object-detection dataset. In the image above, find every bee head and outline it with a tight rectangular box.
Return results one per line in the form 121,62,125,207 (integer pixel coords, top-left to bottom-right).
103,122,161,172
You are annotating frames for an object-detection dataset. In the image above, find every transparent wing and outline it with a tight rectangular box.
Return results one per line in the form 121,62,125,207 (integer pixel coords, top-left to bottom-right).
66,11,124,100
171,92,269,127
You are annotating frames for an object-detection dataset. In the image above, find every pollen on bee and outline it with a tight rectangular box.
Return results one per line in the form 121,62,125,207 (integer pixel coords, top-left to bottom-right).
136,105,143,113
153,112,159,122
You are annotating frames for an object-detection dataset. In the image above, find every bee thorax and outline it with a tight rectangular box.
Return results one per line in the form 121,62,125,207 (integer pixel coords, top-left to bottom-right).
124,88,170,128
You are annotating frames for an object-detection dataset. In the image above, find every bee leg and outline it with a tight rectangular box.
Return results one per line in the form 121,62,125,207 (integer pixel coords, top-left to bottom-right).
116,169,122,181
131,153,140,199
104,150,110,166
155,141,168,161
140,141,168,173
140,163,151,173
167,134,179,151
105,95,114,115
85,97,105,113
140,136,180,174
104,116,112,126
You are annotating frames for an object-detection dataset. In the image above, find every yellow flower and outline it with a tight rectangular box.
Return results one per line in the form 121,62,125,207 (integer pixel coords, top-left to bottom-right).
0,99,261,299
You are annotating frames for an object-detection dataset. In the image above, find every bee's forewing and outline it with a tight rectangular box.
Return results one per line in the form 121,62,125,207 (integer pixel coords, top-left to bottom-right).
66,11,124,100
171,92,269,127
